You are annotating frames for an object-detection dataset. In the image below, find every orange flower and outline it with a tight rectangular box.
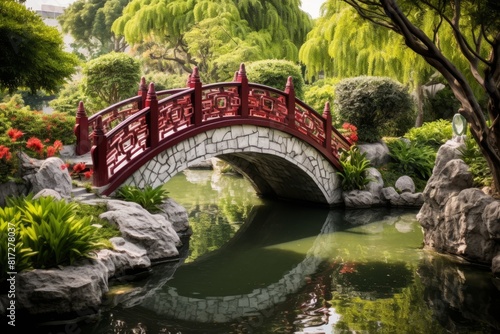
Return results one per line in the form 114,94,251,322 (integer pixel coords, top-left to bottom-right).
7,128,23,142
53,140,63,151
83,169,94,179
26,137,44,153
72,162,86,173
46,146,56,157
0,145,12,160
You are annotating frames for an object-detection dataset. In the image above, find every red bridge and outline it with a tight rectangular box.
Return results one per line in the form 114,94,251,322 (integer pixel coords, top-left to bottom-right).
74,64,351,206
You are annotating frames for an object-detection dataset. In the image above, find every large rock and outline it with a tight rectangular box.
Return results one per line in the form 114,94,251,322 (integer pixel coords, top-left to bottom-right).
157,198,191,234
343,190,373,208
13,237,151,316
358,141,391,167
100,200,182,260
416,139,500,274
365,167,385,205
22,154,72,198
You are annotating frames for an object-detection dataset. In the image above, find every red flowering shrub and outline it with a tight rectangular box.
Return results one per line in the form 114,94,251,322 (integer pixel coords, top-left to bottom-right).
340,122,359,144
7,128,23,142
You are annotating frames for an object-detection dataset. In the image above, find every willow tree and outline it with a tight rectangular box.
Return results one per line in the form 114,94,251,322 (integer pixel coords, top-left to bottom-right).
111,0,312,81
335,0,500,193
299,1,475,126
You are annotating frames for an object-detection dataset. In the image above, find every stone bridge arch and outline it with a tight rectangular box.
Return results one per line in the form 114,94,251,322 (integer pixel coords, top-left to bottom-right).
123,125,343,207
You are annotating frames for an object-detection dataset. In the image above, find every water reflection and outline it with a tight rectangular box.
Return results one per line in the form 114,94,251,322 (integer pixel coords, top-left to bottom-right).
24,170,500,333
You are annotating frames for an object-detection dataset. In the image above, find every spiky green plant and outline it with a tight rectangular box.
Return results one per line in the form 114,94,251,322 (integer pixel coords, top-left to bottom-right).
115,184,169,212
337,146,372,191
458,136,492,188
386,139,436,180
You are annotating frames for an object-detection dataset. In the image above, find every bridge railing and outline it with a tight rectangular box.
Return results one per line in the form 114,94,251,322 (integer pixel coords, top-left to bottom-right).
77,64,351,189
74,77,188,155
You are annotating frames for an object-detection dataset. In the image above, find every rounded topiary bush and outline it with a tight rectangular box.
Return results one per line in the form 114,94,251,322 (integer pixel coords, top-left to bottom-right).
245,60,305,100
334,76,415,143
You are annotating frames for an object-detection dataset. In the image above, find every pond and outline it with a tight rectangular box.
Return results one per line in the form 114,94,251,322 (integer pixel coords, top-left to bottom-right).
25,169,500,333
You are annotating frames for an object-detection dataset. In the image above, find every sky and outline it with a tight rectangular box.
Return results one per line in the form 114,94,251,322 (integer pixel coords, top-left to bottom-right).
25,0,324,19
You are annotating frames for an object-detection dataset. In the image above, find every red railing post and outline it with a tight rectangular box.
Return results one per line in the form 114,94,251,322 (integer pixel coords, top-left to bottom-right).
188,67,203,125
74,101,90,155
138,77,148,110
323,102,332,153
235,63,249,118
285,76,295,129
91,116,108,187
146,82,159,148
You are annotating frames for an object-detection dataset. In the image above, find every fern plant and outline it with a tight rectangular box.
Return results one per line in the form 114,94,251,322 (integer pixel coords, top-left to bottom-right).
337,146,372,191
115,184,169,212
386,139,436,180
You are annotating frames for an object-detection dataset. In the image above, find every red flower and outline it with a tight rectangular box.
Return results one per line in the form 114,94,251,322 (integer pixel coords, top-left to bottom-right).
0,145,12,160
72,162,86,173
46,146,56,157
339,262,357,274
7,128,23,142
26,137,44,153
83,169,94,179
53,140,63,151
44,138,50,143
60,163,70,170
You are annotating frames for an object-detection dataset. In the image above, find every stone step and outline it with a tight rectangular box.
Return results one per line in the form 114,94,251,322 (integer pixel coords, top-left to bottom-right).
71,187,98,202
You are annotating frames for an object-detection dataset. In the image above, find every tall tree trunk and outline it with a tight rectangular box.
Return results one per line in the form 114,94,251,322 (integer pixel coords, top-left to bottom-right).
414,83,424,127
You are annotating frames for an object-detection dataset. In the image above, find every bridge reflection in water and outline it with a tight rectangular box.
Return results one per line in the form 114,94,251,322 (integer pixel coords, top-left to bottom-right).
136,203,415,325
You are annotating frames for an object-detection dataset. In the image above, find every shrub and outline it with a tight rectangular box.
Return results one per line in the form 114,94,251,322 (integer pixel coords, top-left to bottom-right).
386,138,436,180
83,52,141,110
404,119,453,148
423,85,461,122
337,146,372,191
334,76,415,143
115,184,169,212
458,136,492,188
245,60,306,100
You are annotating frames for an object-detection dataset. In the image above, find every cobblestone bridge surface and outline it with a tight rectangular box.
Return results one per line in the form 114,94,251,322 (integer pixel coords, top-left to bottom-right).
141,211,340,323
124,125,343,206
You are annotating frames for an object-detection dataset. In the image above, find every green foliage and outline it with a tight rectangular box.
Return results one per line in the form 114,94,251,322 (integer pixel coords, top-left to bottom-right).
246,60,306,99
458,136,492,188
304,78,341,119
404,120,453,149
115,184,169,212
82,52,141,110
0,196,106,276
49,81,89,114
113,0,312,82
58,0,129,58
337,146,372,191
0,95,75,143
423,86,461,122
334,76,415,142
145,72,188,91
386,139,436,180
0,0,79,94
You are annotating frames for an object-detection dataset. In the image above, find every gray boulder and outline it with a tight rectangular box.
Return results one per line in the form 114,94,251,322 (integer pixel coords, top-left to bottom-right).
343,190,373,208
157,198,191,234
395,175,415,193
100,200,182,260
23,155,72,198
358,141,391,167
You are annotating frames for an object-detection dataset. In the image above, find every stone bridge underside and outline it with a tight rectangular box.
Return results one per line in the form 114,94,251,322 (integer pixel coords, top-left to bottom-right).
122,125,343,206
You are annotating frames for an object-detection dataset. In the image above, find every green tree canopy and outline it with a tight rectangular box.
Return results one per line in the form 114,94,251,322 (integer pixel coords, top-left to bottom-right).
338,0,500,193
112,0,313,81
0,0,79,94
58,0,128,58
82,52,141,110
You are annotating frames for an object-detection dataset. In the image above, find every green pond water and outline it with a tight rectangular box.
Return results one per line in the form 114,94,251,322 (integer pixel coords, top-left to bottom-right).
25,169,500,333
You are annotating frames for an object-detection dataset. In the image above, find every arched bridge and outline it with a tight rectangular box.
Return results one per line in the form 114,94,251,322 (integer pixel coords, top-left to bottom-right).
74,64,351,206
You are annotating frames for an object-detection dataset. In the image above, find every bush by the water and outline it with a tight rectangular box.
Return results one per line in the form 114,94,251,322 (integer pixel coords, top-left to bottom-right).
334,76,415,143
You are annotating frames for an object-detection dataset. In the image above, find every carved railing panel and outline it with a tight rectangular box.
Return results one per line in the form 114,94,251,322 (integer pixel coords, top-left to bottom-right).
201,84,241,121
158,94,194,140
247,87,288,124
294,101,326,146
105,112,149,177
